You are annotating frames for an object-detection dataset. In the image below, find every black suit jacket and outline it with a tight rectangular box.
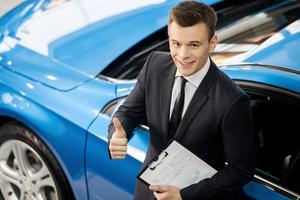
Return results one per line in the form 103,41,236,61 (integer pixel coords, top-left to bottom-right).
108,51,255,200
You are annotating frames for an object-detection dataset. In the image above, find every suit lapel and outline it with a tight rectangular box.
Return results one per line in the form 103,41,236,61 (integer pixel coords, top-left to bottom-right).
160,64,176,144
174,61,217,141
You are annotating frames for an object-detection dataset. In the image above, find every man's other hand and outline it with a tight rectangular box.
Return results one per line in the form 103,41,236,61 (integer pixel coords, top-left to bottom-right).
149,185,182,200
109,118,128,159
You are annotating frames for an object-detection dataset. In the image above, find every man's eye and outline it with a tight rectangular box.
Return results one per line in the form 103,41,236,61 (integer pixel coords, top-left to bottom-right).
191,44,199,48
172,42,180,47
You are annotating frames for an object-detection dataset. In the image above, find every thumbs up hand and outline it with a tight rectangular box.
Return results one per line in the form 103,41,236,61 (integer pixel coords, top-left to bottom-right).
109,118,128,159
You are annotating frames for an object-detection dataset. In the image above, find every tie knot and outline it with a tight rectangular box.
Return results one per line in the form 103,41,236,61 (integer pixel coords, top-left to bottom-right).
180,76,187,89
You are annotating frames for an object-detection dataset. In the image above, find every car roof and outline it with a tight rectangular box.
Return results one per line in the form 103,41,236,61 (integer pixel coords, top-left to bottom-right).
244,19,300,73
220,64,300,95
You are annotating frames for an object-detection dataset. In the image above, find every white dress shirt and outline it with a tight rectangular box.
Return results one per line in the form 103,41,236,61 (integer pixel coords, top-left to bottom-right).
169,58,210,119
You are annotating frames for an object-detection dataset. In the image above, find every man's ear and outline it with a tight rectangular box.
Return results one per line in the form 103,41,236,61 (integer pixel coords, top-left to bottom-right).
209,35,218,53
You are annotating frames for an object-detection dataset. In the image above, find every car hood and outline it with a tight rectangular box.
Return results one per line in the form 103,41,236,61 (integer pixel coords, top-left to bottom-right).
244,19,300,72
0,40,93,91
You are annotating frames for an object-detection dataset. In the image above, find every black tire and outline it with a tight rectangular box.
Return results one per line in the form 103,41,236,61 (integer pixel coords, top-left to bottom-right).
0,121,75,200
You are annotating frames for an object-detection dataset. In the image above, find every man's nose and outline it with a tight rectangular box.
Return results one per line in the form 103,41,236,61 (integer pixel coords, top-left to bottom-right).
178,46,189,58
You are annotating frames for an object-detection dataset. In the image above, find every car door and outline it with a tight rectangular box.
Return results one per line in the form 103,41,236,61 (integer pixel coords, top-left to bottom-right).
237,79,300,200
86,95,149,200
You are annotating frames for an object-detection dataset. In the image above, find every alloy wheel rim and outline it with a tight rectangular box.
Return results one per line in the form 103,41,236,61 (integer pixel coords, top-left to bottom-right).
0,139,58,200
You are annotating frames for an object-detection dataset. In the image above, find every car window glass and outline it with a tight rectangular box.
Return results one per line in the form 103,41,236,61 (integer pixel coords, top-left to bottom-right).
247,90,300,194
211,1,300,64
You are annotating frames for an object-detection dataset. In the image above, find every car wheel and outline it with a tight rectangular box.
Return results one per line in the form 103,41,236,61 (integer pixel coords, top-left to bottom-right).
0,122,74,200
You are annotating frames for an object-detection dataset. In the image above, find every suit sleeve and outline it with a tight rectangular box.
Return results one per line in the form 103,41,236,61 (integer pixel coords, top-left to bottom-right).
180,94,256,200
107,52,154,142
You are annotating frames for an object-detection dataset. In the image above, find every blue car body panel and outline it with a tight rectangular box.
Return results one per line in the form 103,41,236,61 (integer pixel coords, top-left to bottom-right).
244,181,291,200
0,63,117,199
0,45,94,91
220,65,300,94
1,0,299,199
116,81,136,98
87,112,150,199
245,19,300,72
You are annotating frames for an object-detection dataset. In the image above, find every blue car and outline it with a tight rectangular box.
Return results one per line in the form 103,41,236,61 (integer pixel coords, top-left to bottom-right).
0,0,299,199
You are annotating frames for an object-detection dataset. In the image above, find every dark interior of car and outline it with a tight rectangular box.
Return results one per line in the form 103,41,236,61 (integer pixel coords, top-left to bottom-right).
247,89,300,194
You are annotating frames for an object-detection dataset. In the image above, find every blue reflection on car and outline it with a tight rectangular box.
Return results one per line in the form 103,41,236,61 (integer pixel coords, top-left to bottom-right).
0,0,299,199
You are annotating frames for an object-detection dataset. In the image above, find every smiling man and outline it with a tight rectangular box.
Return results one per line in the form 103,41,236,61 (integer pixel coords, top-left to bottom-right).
108,1,255,200
168,18,217,77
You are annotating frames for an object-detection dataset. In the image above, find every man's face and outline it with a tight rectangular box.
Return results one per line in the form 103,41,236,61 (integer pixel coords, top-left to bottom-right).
168,21,217,76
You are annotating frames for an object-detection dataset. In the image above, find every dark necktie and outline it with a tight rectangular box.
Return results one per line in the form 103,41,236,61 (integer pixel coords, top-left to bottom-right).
168,77,187,141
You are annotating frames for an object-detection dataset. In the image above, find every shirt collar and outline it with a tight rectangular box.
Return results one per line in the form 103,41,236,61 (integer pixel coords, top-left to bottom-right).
175,58,210,88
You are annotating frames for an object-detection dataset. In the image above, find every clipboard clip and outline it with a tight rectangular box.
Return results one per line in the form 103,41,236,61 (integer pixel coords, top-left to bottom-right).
149,151,168,170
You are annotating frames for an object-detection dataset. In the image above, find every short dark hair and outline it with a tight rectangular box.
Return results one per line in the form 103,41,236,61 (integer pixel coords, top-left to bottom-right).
169,1,217,40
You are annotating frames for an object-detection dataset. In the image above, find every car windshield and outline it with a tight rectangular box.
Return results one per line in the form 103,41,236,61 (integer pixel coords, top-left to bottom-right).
211,0,300,64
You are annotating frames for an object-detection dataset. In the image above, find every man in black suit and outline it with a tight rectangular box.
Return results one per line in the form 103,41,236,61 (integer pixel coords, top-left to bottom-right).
108,1,255,200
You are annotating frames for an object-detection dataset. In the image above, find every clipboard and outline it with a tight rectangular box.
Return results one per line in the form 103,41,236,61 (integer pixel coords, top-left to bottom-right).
137,140,217,189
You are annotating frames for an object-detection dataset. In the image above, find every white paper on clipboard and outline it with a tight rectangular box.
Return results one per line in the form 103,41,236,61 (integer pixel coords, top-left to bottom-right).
138,140,217,189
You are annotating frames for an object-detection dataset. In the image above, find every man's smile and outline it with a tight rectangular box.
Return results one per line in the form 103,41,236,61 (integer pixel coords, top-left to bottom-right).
177,59,195,67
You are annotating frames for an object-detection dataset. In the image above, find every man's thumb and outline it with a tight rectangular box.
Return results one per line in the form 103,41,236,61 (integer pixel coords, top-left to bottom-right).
113,118,126,138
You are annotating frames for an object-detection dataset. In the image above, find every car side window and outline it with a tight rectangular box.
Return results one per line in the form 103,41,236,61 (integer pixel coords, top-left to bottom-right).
247,90,300,194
